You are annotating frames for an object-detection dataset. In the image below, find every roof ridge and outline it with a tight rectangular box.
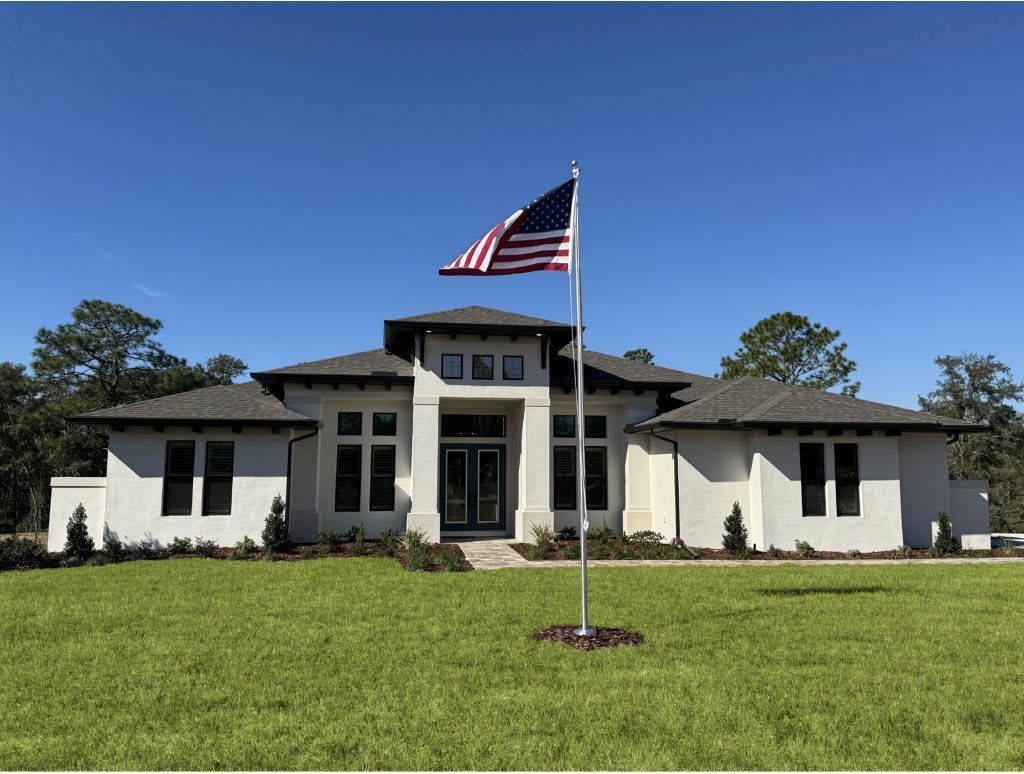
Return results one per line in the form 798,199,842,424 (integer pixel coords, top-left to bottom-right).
681,375,750,406
737,385,795,422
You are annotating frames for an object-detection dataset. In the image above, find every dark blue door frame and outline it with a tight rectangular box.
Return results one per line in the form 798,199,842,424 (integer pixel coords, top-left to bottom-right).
439,444,506,532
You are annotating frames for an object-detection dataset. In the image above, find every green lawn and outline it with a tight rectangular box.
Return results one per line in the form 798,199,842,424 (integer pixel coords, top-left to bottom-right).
2,559,1023,770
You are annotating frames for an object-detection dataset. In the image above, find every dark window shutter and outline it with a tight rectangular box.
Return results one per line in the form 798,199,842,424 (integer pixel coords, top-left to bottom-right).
584,446,608,510
336,445,361,511
202,441,234,516
553,446,576,510
369,445,396,511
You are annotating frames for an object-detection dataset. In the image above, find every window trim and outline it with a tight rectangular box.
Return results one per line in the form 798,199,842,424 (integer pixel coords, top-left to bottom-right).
335,444,361,512
472,354,494,380
162,440,195,516
369,444,396,511
372,412,397,437
441,353,463,380
799,442,827,517
834,442,861,517
337,411,362,436
502,355,524,381
201,441,234,516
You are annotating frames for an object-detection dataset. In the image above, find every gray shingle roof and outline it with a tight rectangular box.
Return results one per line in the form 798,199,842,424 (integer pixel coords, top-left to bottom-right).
68,382,316,426
391,305,567,328
251,348,414,379
552,347,701,388
632,376,984,433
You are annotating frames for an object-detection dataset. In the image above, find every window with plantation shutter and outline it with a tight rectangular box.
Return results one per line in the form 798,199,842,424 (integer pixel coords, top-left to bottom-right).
800,443,826,516
585,446,608,510
553,446,576,510
369,445,396,511
335,445,361,512
163,441,195,516
202,441,234,515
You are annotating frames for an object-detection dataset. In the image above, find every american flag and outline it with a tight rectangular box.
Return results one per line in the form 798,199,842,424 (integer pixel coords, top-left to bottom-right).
439,178,576,275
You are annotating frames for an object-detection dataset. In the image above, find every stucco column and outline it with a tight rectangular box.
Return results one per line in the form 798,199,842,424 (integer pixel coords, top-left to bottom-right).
407,396,441,542
514,398,555,541
623,433,653,534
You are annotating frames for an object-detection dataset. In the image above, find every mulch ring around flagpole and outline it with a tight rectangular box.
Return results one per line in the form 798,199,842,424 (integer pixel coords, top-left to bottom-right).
532,625,644,651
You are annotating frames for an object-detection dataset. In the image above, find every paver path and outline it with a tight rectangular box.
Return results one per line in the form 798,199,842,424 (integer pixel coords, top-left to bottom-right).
454,538,1024,571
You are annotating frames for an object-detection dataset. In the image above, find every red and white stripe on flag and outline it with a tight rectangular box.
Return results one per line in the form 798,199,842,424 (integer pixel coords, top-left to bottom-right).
439,178,575,276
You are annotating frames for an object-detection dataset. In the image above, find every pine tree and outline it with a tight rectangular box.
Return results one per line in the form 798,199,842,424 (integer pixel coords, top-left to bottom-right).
932,510,960,555
261,494,290,552
722,501,749,556
64,503,95,560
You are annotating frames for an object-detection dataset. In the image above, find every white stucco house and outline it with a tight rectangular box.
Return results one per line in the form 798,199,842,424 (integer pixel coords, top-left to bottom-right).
49,306,991,553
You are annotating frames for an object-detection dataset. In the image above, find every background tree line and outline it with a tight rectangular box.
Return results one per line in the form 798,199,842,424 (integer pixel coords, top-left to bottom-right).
624,311,1024,532
0,299,246,534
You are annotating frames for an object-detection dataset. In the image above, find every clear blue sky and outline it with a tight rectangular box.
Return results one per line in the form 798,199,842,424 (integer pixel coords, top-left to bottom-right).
2,3,1022,409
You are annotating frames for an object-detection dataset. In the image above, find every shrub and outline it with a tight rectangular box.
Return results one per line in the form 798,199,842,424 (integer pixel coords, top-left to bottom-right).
589,522,614,544
167,536,193,555
400,527,427,552
406,545,428,572
589,544,610,560
193,537,217,558
0,536,49,571
846,549,862,559
132,539,157,560
557,526,577,541
896,544,913,558
64,503,95,561
722,501,749,557
437,550,462,572
766,544,783,559
378,529,400,553
561,543,581,560
530,523,555,549
343,525,365,543
526,543,548,560
316,530,344,548
299,545,318,559
261,494,291,552
263,551,283,562
611,545,631,559
231,535,258,559
87,554,112,567
103,534,125,562
795,540,816,558
628,530,664,544
352,525,366,555
932,511,961,556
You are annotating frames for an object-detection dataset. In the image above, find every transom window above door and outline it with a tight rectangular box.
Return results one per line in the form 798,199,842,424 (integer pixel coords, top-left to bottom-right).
440,414,506,438
441,354,463,379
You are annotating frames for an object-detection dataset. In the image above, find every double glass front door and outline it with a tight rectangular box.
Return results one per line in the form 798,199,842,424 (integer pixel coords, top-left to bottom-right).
440,444,505,531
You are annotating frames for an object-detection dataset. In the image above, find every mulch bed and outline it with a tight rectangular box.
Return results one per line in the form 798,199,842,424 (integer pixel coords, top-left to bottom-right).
512,541,1017,562
533,625,644,651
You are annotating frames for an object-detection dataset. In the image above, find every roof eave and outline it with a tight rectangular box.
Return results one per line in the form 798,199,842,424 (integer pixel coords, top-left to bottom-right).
251,373,414,386
66,416,318,429
626,419,988,434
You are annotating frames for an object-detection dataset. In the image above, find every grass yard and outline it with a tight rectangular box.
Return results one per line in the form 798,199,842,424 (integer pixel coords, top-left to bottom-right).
2,559,1023,770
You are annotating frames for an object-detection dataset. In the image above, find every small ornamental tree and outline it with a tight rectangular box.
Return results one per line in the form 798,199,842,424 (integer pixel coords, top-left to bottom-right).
933,511,961,555
261,494,291,552
64,503,95,560
722,501,749,556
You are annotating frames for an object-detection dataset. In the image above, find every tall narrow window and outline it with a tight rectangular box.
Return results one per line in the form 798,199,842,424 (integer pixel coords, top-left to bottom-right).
585,446,608,510
335,445,361,512
202,441,234,516
370,445,396,511
835,443,861,516
372,412,397,436
338,412,362,435
163,441,195,516
441,354,463,379
799,443,826,516
472,355,494,379
553,446,576,510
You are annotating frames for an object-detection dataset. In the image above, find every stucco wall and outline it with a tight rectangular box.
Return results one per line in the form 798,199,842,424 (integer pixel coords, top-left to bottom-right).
103,428,289,547
949,479,990,549
898,433,952,548
47,477,106,552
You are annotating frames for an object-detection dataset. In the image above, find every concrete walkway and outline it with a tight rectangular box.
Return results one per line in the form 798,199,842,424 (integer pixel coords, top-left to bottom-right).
455,538,1024,571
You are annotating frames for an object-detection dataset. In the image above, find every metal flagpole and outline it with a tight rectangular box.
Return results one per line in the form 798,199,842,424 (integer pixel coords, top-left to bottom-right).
569,160,595,638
